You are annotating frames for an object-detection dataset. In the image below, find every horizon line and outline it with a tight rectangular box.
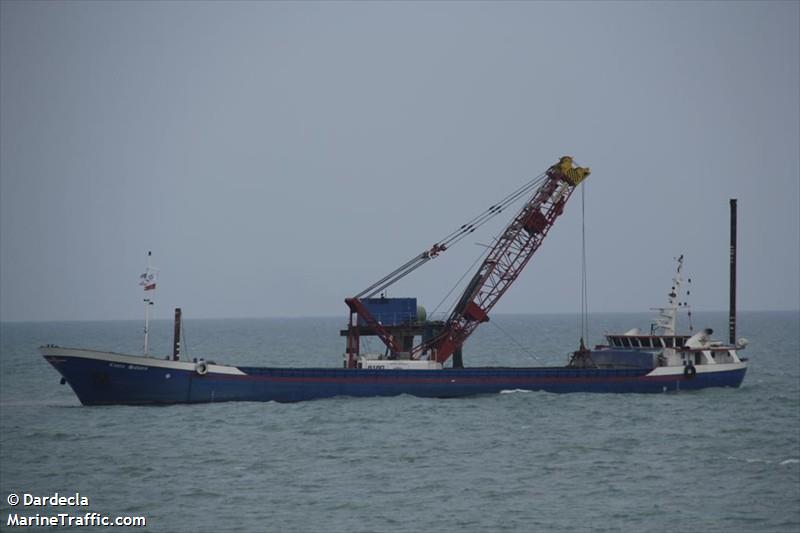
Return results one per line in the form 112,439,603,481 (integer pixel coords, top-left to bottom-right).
1,308,798,325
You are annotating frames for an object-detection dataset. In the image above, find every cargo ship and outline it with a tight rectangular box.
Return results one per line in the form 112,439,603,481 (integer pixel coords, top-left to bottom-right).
41,158,748,405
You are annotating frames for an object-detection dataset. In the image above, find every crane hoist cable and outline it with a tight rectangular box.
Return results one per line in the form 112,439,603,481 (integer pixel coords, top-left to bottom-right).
579,182,590,348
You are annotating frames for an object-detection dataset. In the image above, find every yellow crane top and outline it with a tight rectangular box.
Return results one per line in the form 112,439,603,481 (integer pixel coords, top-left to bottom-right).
556,155,591,186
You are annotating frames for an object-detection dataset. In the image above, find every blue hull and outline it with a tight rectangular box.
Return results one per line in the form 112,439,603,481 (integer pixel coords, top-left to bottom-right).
43,350,748,405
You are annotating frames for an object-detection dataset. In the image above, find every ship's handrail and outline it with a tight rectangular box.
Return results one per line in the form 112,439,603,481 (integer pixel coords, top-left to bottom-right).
604,334,691,349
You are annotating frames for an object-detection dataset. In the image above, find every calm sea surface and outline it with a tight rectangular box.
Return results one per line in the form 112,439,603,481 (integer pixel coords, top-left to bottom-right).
1,311,798,532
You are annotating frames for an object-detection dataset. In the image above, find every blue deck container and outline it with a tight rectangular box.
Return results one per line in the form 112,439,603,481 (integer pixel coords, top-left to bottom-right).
358,298,417,326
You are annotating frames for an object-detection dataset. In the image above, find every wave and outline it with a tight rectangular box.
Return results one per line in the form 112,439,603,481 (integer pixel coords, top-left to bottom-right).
727,456,800,466
0,400,79,407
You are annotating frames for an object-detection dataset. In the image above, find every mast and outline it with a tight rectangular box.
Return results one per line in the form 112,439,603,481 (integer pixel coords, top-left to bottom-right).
729,199,737,345
143,297,151,356
139,251,158,356
666,255,683,335
172,307,182,361
143,251,153,356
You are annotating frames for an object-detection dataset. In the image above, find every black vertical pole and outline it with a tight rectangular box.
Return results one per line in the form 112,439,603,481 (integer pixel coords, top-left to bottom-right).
173,308,182,361
729,199,737,345
453,346,464,368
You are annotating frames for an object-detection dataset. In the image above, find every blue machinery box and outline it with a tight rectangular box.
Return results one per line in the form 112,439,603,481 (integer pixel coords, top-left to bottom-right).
358,298,417,326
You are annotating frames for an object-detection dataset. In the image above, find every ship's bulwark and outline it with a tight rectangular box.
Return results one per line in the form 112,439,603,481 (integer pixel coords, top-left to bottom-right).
43,348,747,406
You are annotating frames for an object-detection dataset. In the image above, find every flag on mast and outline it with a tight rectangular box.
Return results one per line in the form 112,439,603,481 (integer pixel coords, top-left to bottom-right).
139,271,157,291
139,253,159,291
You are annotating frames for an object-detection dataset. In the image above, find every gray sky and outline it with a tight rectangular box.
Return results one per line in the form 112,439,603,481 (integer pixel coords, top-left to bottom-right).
1,1,798,322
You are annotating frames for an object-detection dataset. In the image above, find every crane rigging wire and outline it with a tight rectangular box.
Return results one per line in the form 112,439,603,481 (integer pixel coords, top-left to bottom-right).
436,172,548,248
355,172,548,299
580,182,589,346
430,242,493,318
489,318,542,362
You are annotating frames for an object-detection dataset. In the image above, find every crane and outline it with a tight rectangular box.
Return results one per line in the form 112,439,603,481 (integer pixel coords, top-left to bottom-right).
344,156,590,368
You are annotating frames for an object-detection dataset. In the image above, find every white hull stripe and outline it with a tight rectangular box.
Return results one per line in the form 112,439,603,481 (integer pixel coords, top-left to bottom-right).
40,346,247,375
646,361,747,377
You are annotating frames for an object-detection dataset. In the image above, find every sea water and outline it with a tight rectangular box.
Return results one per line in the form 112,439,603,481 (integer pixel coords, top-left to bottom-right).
1,311,798,532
